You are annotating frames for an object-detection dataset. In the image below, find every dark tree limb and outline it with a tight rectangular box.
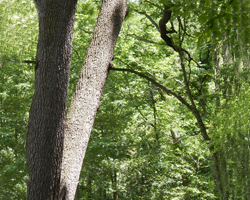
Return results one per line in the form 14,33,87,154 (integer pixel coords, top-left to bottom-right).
110,67,193,111
159,6,201,68
157,4,224,197
179,45,224,198
179,52,210,141
177,16,194,38
22,60,36,64
159,6,177,50
174,10,224,197
111,65,223,196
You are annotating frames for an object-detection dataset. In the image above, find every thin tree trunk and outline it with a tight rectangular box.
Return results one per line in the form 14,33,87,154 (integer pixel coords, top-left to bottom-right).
213,44,230,199
60,1,128,199
99,186,103,200
111,169,118,200
26,1,77,199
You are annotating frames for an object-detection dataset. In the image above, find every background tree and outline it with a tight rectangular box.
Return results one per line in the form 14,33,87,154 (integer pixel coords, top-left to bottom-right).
76,0,250,199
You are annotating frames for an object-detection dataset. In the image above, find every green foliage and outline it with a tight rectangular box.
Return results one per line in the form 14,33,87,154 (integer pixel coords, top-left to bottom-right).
76,1,216,198
78,71,215,199
1,0,249,199
211,85,250,198
77,0,249,199
0,0,37,199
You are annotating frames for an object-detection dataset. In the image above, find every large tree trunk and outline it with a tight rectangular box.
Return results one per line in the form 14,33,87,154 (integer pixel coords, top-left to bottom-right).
26,0,77,199
60,0,128,199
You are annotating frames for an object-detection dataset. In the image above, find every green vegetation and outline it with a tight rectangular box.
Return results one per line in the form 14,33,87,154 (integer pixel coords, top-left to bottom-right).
0,0,249,199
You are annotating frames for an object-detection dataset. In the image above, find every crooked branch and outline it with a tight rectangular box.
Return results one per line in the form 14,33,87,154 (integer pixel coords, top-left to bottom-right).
159,6,177,50
159,6,201,68
177,16,194,38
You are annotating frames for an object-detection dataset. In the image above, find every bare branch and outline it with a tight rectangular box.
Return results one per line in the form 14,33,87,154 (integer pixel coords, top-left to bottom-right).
182,48,202,68
22,60,36,64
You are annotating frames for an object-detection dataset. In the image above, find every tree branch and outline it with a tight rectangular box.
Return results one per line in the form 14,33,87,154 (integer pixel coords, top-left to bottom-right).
179,52,210,141
72,46,81,60
158,6,201,67
177,16,194,38
159,6,177,50
136,105,155,128
110,67,193,111
133,9,160,32
22,60,36,64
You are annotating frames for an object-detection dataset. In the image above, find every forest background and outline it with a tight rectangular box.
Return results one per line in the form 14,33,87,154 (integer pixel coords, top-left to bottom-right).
0,0,250,199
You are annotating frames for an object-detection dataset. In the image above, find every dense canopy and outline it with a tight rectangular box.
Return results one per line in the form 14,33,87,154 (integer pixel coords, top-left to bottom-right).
0,0,249,199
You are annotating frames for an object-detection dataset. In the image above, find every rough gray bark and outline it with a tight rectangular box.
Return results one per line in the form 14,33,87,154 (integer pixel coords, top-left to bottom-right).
26,0,77,199
59,1,128,199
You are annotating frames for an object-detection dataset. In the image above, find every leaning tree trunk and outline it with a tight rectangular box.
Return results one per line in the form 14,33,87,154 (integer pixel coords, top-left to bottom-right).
26,0,78,199
59,0,128,199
